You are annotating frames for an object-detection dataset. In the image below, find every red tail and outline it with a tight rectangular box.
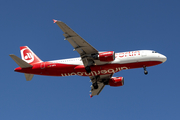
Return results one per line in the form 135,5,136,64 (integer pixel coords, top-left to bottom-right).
20,46,42,64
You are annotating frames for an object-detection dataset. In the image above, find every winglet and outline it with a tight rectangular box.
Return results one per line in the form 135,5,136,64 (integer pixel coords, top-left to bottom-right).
53,19,57,23
90,94,93,98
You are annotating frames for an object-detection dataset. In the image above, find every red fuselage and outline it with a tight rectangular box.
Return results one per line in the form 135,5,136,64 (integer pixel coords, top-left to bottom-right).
15,60,162,77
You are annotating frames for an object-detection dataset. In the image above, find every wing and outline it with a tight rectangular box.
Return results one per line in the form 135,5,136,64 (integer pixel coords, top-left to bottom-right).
89,74,113,97
54,20,98,56
90,82,105,97
54,20,112,97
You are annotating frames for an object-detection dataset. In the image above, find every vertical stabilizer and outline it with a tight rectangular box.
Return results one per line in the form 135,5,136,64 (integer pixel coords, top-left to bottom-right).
20,46,42,64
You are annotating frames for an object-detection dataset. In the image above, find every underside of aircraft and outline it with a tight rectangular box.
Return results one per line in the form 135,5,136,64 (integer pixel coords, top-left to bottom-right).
10,20,167,97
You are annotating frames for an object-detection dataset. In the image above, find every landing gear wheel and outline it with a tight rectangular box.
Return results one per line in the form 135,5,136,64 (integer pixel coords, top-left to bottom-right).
93,82,98,89
143,66,148,75
85,66,91,73
144,70,148,75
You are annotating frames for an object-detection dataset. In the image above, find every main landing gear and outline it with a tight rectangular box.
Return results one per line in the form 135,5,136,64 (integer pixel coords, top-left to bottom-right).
91,75,100,89
143,66,148,75
85,66,91,73
84,59,94,73
93,82,98,89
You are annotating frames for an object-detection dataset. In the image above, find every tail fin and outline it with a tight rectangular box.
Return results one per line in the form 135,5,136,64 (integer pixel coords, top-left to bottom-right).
20,46,42,64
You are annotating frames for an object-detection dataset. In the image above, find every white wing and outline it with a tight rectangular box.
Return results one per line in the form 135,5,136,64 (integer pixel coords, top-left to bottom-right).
54,20,112,97
54,20,98,56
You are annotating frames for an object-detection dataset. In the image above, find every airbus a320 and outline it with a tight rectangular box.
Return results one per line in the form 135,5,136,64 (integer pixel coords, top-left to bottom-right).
10,20,167,97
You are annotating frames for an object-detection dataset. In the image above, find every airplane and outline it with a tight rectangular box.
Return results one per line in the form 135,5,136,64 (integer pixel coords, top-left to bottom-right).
9,19,167,97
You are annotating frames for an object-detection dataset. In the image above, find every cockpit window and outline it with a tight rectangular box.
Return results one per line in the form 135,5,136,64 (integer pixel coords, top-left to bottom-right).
152,51,157,53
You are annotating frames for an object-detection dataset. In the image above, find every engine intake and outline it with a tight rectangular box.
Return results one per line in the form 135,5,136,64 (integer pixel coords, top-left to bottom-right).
98,51,115,62
109,77,124,87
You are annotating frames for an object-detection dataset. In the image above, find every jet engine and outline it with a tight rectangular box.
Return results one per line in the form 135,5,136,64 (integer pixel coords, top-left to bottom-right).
109,77,124,87
98,51,115,62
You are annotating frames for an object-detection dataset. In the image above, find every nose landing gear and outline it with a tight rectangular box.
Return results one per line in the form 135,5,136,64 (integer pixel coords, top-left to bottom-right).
143,66,148,75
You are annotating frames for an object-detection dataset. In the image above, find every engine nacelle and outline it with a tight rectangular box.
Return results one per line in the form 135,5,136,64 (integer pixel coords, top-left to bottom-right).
109,77,124,87
98,51,115,62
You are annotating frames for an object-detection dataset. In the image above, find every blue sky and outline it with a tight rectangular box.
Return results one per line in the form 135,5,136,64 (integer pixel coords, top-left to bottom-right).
1,0,180,119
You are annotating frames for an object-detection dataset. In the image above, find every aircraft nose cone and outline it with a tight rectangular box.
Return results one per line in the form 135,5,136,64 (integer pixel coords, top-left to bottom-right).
159,54,167,63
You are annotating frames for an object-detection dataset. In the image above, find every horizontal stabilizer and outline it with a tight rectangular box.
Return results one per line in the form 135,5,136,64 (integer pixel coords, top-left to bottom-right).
24,73,34,81
9,54,33,68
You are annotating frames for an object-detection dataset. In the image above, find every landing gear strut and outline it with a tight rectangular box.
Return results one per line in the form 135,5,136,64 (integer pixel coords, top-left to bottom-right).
85,66,91,73
93,82,98,89
91,75,100,89
143,66,148,75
